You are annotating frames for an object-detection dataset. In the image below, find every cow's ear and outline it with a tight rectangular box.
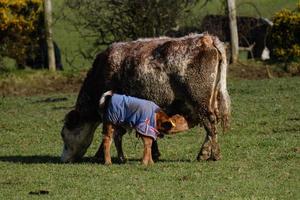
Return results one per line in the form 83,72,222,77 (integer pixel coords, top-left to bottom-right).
64,110,80,129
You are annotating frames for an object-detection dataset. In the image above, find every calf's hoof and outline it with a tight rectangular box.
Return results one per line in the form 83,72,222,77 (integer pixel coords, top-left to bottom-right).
104,160,112,165
142,159,154,166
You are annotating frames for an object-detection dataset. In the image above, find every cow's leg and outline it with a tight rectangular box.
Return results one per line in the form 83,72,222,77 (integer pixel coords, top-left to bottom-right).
113,127,127,164
141,136,154,165
197,117,221,161
94,141,105,163
102,123,115,165
151,140,161,162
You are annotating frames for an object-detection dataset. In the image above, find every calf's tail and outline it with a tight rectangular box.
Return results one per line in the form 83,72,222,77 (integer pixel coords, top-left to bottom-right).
213,37,231,132
99,90,113,108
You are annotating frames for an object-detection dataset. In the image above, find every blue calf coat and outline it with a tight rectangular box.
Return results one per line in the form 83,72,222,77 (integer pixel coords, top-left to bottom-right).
105,94,161,140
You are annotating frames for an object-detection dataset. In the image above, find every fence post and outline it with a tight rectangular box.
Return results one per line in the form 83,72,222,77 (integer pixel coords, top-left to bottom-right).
227,0,239,63
44,0,56,71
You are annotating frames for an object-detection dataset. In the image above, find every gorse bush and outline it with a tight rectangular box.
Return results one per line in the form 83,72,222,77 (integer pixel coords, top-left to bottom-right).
0,0,43,66
268,4,300,62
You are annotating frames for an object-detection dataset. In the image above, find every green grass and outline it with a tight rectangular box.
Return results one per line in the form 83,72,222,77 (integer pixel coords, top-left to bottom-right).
1,77,299,199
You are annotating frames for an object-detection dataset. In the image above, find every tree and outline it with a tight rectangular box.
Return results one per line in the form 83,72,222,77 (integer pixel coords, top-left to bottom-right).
64,0,198,59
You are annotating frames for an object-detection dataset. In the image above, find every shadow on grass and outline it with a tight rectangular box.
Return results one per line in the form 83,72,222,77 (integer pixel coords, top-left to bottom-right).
0,155,193,164
0,155,97,164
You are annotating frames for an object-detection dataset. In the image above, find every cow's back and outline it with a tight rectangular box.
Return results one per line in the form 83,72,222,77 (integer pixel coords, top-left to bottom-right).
100,34,221,122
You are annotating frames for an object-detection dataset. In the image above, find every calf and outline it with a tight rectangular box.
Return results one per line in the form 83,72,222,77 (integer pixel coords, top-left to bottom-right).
95,91,189,165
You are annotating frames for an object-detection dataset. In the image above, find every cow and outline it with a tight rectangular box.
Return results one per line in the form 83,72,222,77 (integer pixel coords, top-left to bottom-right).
18,40,63,70
200,15,273,59
60,33,231,163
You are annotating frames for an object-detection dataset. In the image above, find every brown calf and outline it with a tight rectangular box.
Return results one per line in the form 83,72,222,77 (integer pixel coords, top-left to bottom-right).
95,92,189,165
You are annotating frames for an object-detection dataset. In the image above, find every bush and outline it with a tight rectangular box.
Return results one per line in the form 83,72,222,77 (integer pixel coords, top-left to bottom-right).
64,0,197,58
0,0,43,66
268,4,300,62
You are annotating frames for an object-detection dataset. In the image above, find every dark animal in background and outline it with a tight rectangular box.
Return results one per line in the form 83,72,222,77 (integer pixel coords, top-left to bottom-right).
60,33,231,163
18,40,63,70
200,15,272,59
166,26,200,38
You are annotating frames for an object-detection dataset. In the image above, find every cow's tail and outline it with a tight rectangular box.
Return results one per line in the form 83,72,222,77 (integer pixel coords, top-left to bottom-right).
213,36,231,132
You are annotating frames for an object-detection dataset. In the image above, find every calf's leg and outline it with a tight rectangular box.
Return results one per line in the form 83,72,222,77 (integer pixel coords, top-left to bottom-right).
114,127,127,164
102,123,115,165
141,136,154,165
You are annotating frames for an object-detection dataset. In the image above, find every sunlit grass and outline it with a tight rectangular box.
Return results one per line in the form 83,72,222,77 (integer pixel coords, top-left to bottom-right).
1,77,299,199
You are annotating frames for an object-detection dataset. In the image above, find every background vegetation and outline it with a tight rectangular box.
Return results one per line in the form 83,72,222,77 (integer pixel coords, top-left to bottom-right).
0,0,298,71
1,0,294,71
52,0,298,70
0,0,43,64
268,5,300,62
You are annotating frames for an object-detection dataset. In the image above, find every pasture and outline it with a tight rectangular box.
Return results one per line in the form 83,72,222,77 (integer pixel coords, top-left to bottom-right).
0,77,299,199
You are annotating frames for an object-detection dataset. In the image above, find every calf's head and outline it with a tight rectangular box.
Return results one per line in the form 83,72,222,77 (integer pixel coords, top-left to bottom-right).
156,111,189,134
60,110,99,163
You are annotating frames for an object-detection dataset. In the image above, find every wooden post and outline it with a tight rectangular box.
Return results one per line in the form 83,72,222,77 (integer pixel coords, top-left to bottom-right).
44,0,56,71
226,0,239,63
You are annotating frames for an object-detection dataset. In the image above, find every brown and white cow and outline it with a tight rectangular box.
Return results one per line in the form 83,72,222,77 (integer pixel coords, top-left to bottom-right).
60,33,231,163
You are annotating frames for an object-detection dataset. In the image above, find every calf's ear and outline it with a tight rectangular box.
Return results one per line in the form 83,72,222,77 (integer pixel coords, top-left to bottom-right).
161,120,175,132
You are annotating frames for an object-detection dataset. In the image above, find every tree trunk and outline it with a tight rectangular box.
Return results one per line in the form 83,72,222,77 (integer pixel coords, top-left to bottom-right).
44,0,56,71
226,0,239,63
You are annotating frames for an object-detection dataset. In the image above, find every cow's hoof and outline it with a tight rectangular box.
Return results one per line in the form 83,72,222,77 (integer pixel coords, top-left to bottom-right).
94,157,103,164
197,152,210,161
211,143,221,161
197,150,221,161
198,142,212,161
94,154,105,163
152,152,161,162
94,150,105,163
117,156,127,164
210,154,221,161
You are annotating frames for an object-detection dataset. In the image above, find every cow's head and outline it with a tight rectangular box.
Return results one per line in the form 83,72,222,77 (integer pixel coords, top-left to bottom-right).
60,110,99,163
156,111,189,134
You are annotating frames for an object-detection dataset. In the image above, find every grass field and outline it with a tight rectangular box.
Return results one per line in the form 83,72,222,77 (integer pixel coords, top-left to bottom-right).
1,77,299,199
